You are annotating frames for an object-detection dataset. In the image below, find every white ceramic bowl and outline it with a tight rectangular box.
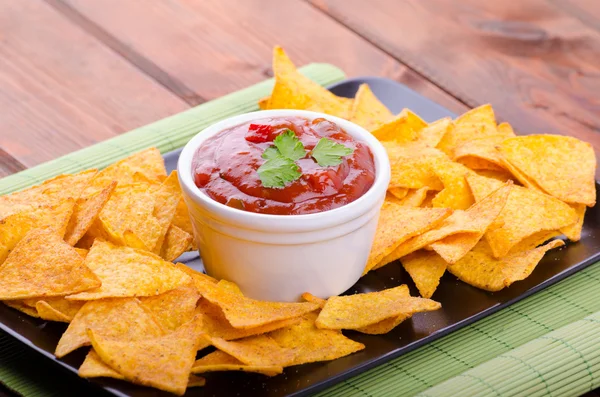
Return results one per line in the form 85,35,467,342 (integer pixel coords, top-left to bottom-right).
178,110,390,302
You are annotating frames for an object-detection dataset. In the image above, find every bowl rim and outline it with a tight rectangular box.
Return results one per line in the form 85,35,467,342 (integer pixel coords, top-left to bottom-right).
177,109,391,232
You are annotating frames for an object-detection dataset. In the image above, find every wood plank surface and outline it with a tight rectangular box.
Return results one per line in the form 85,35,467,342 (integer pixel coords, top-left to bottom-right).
0,0,188,170
57,0,468,114
312,0,600,153
550,0,600,32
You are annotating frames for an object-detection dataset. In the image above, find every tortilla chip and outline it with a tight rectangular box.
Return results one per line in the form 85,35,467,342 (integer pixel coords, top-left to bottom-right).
447,239,564,291
89,315,204,396
385,183,510,264
151,171,182,252
84,148,166,195
401,251,448,298
74,248,89,258
35,301,70,323
499,135,596,206
79,349,125,379
371,109,427,142
315,285,441,330
3,300,39,318
197,299,300,340
561,204,586,242
192,350,282,376
301,292,326,306
349,83,393,131
95,183,162,250
417,117,453,148
195,280,319,328
437,104,498,157
0,199,75,264
140,285,200,330
397,187,430,207
26,298,84,322
354,285,411,334
0,230,100,300
466,173,578,258
160,225,193,262
55,297,164,358
453,123,515,171
385,142,447,190
475,169,514,183
258,96,270,110
205,334,296,367
187,375,206,388
66,241,191,300
365,202,452,273
217,279,243,295
430,160,475,210
497,122,514,135
267,46,351,118
64,182,116,246
0,170,97,219
174,263,218,291
269,312,365,365
388,187,408,201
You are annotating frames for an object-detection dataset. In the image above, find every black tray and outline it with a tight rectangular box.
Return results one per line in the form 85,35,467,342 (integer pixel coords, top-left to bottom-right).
1,77,599,397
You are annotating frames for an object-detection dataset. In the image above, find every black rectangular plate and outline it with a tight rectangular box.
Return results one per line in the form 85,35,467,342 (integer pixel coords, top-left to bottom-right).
1,77,599,397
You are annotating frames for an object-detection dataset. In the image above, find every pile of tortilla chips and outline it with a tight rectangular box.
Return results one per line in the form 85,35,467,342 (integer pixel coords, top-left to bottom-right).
0,46,595,394
262,46,596,298
0,145,441,394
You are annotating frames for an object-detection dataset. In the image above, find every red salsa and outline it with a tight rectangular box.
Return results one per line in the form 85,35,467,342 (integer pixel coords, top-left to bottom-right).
193,116,376,215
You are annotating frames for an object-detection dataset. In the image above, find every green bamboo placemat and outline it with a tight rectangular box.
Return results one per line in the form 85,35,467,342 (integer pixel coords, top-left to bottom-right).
1,63,599,397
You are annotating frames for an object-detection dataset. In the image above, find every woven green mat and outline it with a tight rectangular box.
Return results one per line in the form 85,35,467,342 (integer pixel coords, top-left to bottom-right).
1,63,598,397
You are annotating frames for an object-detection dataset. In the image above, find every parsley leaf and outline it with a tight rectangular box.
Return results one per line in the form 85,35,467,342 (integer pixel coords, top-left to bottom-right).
311,138,354,167
262,146,280,160
273,129,306,161
257,154,302,189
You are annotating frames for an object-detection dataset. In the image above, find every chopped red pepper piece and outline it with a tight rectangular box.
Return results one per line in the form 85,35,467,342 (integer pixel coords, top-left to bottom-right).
245,124,273,143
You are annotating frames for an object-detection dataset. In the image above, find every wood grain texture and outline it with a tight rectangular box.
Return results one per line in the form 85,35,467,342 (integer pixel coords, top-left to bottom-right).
58,0,468,114
0,0,187,171
0,150,25,178
312,0,600,153
550,0,600,33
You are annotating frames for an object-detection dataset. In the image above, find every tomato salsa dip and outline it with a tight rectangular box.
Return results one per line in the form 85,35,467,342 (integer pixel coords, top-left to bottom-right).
193,116,376,215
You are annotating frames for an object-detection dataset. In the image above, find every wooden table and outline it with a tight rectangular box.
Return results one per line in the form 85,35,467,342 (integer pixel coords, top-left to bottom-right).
0,0,598,395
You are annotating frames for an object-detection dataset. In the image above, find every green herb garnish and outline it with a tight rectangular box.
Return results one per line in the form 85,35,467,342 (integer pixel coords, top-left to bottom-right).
311,138,355,167
273,129,306,161
257,155,302,189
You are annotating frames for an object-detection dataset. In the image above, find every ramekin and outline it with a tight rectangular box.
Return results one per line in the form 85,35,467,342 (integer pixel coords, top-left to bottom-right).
178,110,390,302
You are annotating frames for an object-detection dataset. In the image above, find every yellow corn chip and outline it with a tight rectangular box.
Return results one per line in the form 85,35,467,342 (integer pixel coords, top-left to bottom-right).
0,170,97,219
447,239,564,291
95,183,162,250
561,204,586,242
385,183,510,264
160,225,193,262
55,297,164,358
430,160,475,210
354,285,411,334
466,173,577,258
315,285,441,330
498,122,514,135
197,299,300,340
64,182,116,246
475,169,514,183
25,298,84,322
257,96,270,110
66,241,191,300
217,279,243,295
301,292,325,306
417,117,453,148
205,334,296,367
499,135,596,206
385,142,447,190
0,230,100,300
388,187,408,200
3,300,39,318
269,312,365,365
397,187,430,207
349,84,393,131
437,104,498,157
192,350,282,376
267,46,352,118
453,122,514,171
35,301,71,323
364,202,452,273
0,199,75,264
401,251,448,298
79,349,125,379
371,109,427,142
84,148,167,195
195,280,319,329
140,285,200,330
187,375,206,388
89,315,204,396
74,248,89,258
174,263,218,291
151,171,182,252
